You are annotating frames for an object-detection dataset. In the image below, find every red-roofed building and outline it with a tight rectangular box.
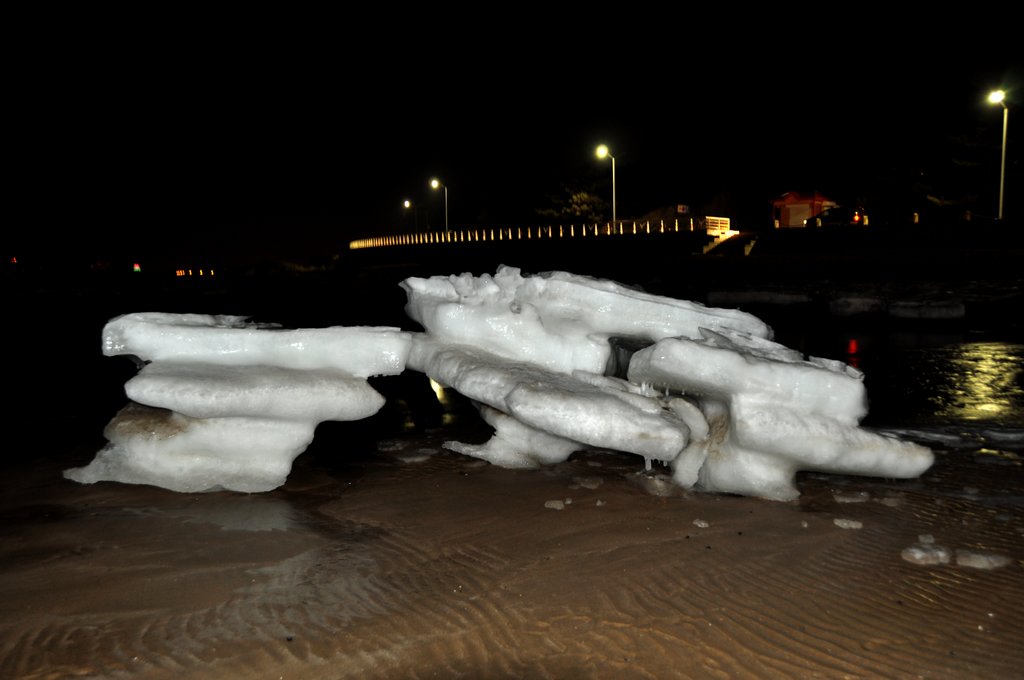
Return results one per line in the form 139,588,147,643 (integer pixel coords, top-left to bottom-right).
772,191,837,228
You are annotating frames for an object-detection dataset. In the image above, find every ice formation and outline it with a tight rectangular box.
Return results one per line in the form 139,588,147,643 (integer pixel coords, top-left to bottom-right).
405,266,933,501
66,267,934,500
64,313,411,492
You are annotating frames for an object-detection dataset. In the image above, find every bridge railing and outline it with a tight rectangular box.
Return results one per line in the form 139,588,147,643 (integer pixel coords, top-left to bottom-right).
349,217,732,250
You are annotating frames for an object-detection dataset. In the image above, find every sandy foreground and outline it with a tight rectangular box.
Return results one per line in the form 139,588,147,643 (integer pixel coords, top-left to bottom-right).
1,424,1022,680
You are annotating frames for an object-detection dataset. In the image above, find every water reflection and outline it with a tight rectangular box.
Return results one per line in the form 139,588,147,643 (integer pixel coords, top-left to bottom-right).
934,342,1024,422
862,338,1024,427
776,324,1024,428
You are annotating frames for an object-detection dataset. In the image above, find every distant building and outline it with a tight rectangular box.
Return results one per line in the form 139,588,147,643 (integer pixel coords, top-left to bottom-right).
772,191,837,228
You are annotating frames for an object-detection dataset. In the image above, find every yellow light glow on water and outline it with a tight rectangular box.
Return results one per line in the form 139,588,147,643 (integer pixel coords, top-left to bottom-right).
940,342,1024,421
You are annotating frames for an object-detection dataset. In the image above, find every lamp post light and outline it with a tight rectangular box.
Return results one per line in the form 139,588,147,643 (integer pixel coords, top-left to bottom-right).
595,144,616,227
987,90,1009,221
430,178,448,231
403,199,418,230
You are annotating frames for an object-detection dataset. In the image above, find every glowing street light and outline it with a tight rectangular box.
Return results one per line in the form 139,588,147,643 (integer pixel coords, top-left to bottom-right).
430,178,448,231
987,89,1009,221
595,144,616,226
403,199,418,230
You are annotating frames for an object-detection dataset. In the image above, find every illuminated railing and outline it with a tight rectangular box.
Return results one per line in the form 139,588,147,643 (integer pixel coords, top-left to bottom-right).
348,217,731,250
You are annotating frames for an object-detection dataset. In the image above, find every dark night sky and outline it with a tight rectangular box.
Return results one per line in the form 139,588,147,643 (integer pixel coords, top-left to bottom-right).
11,22,1020,264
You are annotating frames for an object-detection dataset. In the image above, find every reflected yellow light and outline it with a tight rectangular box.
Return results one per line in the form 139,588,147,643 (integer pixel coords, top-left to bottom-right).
988,89,1006,105
940,342,1023,421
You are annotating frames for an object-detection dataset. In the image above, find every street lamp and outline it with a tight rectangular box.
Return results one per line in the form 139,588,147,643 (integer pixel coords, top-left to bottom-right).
595,144,616,226
403,199,418,230
987,89,1009,221
430,178,448,231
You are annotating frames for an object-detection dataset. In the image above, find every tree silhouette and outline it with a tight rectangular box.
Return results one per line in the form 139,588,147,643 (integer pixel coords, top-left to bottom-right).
536,184,608,223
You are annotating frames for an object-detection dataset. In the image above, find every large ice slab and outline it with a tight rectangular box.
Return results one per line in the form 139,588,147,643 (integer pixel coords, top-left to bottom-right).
124,363,386,421
629,333,934,500
410,337,689,462
402,265,770,374
628,328,867,423
103,312,409,378
65,404,317,493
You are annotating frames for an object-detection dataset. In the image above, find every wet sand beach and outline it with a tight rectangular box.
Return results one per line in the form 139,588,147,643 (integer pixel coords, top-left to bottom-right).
2,420,1021,679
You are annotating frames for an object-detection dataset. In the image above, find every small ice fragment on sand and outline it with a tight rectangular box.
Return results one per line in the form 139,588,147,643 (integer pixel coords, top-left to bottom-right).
801,520,809,528
571,476,604,490
955,550,1012,570
693,519,710,528
963,486,979,495
918,534,935,544
901,545,952,565
596,500,605,506
397,453,432,463
544,500,565,510
876,494,903,508
564,498,572,505
834,518,863,529
834,490,871,503
377,440,405,452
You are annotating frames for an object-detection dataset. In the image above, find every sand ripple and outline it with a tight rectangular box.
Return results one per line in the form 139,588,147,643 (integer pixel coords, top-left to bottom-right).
1,442,1021,679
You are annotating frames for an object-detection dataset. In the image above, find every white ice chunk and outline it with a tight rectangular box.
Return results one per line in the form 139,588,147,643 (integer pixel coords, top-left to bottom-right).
955,550,1013,569
901,545,952,565
103,313,411,378
402,272,610,374
833,518,863,529
64,404,316,493
629,331,867,422
516,268,773,341
68,314,412,494
444,404,580,468
729,397,934,479
412,337,688,461
402,266,771,374
125,362,386,421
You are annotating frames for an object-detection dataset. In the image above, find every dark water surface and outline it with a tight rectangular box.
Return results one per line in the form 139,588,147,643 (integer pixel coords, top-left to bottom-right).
770,322,1024,430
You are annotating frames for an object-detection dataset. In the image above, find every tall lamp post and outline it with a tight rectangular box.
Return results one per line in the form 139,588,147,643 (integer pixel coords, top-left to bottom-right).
988,89,1009,221
430,178,448,231
595,144,616,226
